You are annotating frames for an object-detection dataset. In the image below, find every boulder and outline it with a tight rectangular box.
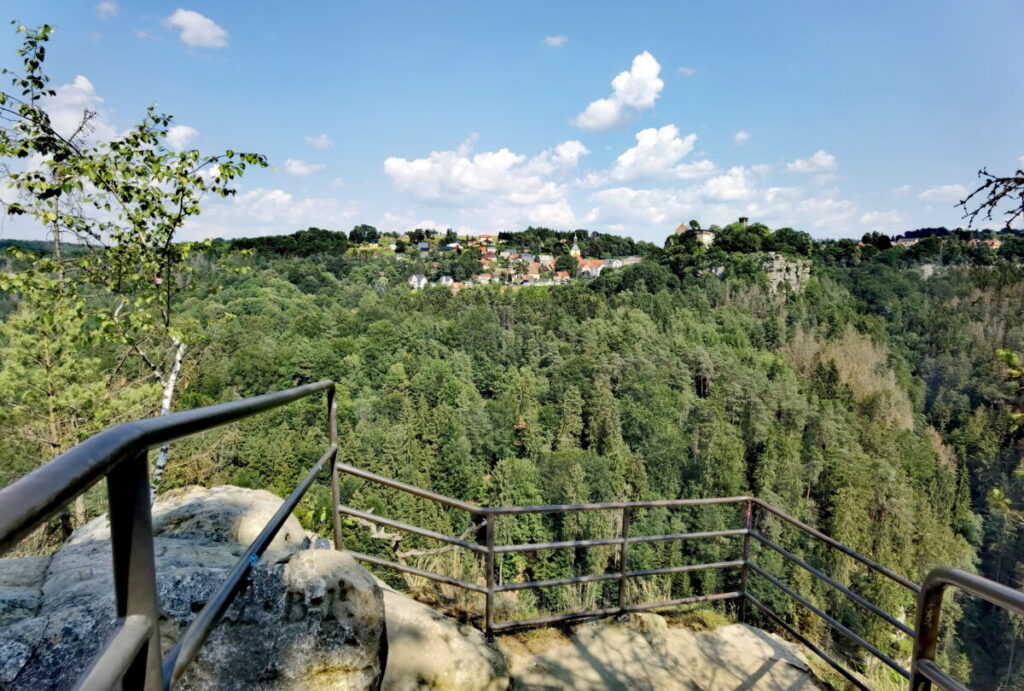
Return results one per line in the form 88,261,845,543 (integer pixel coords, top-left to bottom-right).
0,485,386,690
377,580,508,690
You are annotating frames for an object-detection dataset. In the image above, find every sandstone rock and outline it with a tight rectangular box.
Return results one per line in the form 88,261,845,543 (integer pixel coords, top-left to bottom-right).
0,485,385,690
507,615,817,690
377,580,509,691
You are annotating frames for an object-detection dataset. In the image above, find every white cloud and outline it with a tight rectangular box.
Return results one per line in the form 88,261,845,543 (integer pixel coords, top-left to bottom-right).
543,35,568,47
918,184,967,203
860,210,907,230
610,125,697,181
182,187,360,240
677,66,697,77
787,150,838,174
764,186,803,203
793,197,857,229
135,29,153,39
166,124,198,151
46,75,117,141
733,130,750,145
305,133,334,150
674,160,717,179
893,184,912,195
702,166,757,201
163,9,228,49
383,138,591,230
96,1,118,19
284,159,326,176
523,140,590,175
573,51,664,132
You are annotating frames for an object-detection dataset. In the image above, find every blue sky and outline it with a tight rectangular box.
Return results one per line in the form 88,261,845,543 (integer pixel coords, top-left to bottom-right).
2,1,1022,243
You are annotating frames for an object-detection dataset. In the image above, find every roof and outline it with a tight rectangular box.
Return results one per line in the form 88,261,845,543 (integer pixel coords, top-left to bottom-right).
555,271,570,278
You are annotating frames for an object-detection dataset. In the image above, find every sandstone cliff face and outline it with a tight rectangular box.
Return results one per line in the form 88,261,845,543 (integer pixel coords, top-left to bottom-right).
762,253,812,294
0,486,387,690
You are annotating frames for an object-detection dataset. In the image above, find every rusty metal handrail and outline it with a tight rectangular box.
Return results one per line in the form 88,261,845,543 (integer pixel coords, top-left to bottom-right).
0,381,337,690
911,567,1024,690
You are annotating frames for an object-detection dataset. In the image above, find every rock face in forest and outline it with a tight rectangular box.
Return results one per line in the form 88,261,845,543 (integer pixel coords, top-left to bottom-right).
0,486,387,689
762,253,812,294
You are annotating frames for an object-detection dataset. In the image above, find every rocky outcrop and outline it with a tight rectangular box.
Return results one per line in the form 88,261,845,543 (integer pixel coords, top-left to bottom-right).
505,614,817,690
763,253,812,294
0,485,387,690
377,579,508,691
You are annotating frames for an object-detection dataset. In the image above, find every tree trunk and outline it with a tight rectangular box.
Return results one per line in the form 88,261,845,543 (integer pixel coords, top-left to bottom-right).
150,338,187,497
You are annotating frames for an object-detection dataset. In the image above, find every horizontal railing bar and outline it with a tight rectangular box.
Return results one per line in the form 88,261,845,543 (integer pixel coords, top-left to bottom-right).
163,444,337,688
627,527,749,545
493,536,622,553
917,659,967,691
627,560,745,579
750,499,920,594
335,462,485,515
744,593,869,691
495,571,620,592
747,562,909,679
491,592,743,631
491,606,625,630
750,531,914,637
495,528,749,554
74,615,152,691
494,560,742,592
348,550,487,594
623,591,742,612
0,380,335,555
338,505,487,554
485,495,752,515
923,566,1024,615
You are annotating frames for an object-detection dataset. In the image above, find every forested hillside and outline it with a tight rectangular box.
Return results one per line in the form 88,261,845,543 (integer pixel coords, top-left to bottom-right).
4,222,1023,687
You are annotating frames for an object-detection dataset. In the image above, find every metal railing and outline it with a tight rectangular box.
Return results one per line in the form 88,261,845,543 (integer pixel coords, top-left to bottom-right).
0,381,338,691
333,461,1018,691
1,382,1020,690
910,567,1024,691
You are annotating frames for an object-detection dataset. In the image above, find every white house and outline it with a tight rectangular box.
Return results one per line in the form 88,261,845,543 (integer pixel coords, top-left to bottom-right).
408,274,428,290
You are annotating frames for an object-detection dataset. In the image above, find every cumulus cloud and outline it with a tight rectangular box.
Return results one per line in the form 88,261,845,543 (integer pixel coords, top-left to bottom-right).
304,133,334,150
677,66,697,76
284,159,326,176
164,9,228,48
702,166,757,201
182,187,360,240
573,51,664,132
96,1,118,19
918,184,968,202
610,125,698,181
787,150,838,174
733,130,750,145
543,35,568,47
166,124,198,151
860,210,907,230
383,138,593,230
46,76,117,141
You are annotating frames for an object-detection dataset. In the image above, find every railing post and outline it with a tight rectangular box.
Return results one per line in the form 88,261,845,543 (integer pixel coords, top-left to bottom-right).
484,512,495,641
740,499,753,621
327,386,342,551
910,579,944,691
618,507,632,611
106,449,162,690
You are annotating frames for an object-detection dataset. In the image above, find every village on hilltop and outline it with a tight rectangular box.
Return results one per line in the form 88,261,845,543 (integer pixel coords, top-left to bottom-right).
403,233,645,292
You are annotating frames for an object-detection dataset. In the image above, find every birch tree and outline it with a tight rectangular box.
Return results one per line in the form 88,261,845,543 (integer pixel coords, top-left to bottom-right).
0,23,267,492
